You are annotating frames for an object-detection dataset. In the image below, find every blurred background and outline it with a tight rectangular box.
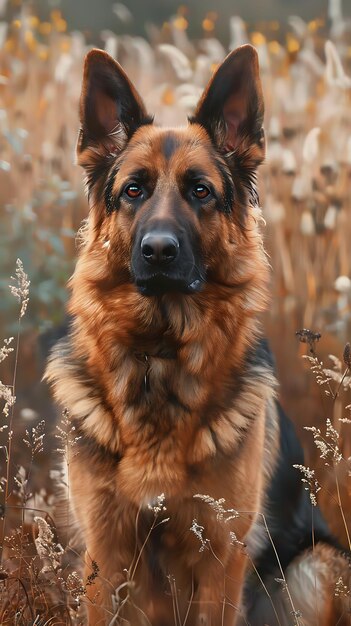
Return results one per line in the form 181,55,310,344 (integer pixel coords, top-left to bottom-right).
0,0,351,544
11,0,351,39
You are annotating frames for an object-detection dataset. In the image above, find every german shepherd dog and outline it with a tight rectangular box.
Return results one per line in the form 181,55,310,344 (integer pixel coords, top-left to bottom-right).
46,46,350,625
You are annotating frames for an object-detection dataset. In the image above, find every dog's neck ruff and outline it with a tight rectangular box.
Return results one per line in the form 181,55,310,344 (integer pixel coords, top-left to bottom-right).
46,333,276,445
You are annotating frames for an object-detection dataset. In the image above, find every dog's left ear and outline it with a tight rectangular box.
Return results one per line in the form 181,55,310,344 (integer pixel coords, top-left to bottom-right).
192,45,265,165
77,48,151,157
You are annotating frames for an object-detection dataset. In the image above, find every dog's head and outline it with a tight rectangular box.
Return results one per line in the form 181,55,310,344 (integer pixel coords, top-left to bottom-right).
77,45,265,298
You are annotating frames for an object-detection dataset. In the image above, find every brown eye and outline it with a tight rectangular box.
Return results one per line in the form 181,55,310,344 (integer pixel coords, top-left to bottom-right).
193,184,210,200
125,183,142,199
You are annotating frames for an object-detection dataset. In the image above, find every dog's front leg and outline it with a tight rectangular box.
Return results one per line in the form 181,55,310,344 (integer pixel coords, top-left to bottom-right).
70,462,142,624
84,557,113,626
192,548,248,626
83,533,135,625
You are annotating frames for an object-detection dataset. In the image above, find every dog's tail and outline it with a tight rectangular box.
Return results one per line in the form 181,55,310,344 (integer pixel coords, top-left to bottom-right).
245,542,350,626
286,542,351,626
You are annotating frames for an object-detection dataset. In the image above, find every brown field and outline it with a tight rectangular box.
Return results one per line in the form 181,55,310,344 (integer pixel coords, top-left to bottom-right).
0,2,350,624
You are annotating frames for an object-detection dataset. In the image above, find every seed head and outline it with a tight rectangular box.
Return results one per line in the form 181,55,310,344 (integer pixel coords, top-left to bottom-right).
343,342,351,369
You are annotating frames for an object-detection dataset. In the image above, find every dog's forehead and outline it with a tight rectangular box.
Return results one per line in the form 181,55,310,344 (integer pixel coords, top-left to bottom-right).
120,124,221,178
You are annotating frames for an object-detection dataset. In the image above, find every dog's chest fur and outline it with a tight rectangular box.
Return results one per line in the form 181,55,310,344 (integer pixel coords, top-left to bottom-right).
46,335,277,509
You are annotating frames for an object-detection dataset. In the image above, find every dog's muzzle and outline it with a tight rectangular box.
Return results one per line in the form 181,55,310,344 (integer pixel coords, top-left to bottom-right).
132,229,204,296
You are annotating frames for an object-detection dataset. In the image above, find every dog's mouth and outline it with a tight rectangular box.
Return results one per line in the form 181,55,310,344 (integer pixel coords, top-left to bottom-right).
134,273,204,297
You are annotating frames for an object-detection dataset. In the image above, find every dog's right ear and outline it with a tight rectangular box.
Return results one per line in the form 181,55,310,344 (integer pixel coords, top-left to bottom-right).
77,49,151,159
192,45,264,168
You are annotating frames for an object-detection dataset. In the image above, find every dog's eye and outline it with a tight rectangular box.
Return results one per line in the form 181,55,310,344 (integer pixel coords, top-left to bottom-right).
193,184,210,200
124,183,142,199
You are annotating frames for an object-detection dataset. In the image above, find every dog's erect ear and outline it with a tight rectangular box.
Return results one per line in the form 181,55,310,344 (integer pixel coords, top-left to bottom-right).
192,45,265,163
77,49,151,157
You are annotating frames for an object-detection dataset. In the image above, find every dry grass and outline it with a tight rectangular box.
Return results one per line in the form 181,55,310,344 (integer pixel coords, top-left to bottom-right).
0,1,351,623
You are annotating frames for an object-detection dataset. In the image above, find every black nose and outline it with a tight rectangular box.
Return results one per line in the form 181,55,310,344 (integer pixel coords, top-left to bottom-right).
141,232,179,266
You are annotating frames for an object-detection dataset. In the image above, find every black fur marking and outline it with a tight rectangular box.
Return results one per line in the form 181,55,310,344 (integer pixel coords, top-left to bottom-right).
246,337,276,372
261,401,340,573
244,399,344,622
224,149,260,224
168,391,191,413
242,340,347,623
83,154,115,195
213,157,235,215
199,342,276,456
246,341,338,574
247,339,342,579
104,164,120,215
162,133,180,161
143,509,173,595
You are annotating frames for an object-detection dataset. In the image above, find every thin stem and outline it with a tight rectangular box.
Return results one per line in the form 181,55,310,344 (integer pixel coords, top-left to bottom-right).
168,575,181,626
247,554,283,626
12,575,35,621
311,505,320,626
239,511,302,626
1,318,21,561
260,514,301,625
335,469,351,551
333,367,349,404
182,570,194,626
129,516,157,582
